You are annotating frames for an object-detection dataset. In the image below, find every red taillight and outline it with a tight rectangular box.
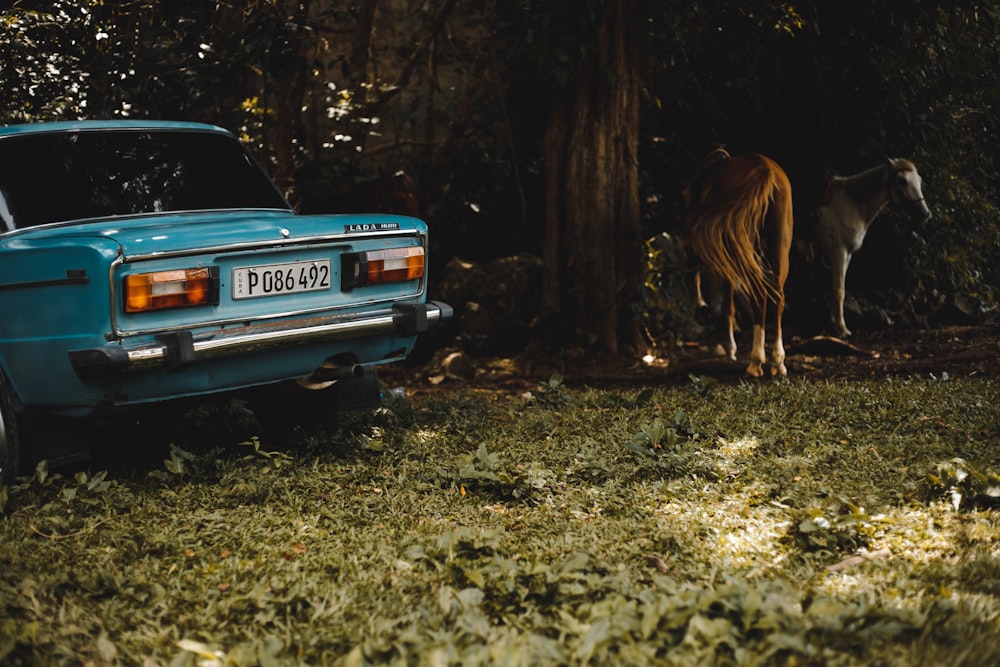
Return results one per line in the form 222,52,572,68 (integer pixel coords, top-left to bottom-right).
365,247,425,285
343,246,425,289
123,267,218,313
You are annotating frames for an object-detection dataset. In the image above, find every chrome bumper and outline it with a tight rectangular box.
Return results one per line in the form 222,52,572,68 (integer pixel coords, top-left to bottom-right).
69,301,452,379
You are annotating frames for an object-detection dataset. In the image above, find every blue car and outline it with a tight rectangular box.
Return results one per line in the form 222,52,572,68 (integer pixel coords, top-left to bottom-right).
0,120,451,482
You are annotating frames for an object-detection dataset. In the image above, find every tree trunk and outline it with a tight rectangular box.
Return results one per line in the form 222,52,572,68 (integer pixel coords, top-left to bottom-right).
271,0,310,194
349,0,378,103
539,0,641,355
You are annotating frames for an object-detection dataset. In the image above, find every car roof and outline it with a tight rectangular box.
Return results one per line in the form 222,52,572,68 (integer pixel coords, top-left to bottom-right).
0,120,231,138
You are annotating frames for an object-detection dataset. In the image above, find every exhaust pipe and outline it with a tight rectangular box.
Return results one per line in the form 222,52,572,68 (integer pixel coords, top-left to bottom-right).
297,361,366,390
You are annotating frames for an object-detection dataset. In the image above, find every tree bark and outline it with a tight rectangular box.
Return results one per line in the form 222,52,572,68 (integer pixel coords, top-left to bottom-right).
271,0,310,193
349,0,378,102
539,0,641,355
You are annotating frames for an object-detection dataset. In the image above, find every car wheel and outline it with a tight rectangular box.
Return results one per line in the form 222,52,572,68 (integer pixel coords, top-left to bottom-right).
0,371,22,485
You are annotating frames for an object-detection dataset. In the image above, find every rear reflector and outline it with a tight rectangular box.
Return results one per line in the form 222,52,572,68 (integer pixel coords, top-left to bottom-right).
342,246,425,289
124,266,220,313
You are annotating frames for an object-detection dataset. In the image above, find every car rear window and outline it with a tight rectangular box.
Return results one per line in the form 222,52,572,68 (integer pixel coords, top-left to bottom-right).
0,129,291,230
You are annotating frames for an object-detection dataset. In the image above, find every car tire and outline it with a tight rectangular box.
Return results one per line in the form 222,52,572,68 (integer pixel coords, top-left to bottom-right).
0,371,22,486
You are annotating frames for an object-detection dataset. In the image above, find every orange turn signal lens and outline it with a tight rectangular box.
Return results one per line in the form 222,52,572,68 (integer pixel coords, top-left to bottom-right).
364,247,425,286
123,266,219,313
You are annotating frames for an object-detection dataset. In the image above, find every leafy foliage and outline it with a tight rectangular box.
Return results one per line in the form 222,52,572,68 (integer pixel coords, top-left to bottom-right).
2,1,997,348
1,377,998,665
642,1,1000,328
927,457,1000,511
788,501,891,553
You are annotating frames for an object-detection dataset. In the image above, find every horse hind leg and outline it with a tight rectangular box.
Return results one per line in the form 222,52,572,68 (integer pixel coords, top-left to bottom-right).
769,289,787,377
766,180,791,377
724,282,738,362
694,271,708,309
745,292,787,378
829,248,853,337
745,297,767,378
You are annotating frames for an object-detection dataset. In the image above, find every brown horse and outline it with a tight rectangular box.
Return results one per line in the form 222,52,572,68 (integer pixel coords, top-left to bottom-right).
683,150,794,377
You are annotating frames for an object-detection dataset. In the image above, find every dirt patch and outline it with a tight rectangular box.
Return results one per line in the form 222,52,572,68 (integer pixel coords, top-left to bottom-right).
782,325,999,381
382,323,999,395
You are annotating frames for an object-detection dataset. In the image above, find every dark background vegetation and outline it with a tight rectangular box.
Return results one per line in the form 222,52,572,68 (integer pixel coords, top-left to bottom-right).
3,0,998,356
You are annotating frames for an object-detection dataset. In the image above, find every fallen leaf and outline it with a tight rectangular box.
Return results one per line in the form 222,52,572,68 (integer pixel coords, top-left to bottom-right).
826,548,891,572
646,555,671,574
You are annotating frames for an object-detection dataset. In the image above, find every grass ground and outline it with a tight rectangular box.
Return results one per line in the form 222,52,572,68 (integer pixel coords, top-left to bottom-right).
1,375,998,665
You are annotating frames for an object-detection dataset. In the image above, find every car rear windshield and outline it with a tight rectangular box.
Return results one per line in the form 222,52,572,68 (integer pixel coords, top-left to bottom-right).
0,129,291,230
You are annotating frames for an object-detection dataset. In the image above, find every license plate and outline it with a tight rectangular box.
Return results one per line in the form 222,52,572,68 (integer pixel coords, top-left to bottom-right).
232,259,331,299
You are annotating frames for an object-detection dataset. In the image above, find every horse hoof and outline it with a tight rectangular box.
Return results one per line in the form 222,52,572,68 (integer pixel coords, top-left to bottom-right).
744,364,764,378
770,363,788,378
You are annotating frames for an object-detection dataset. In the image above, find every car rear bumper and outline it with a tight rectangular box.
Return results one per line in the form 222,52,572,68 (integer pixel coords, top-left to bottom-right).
69,300,452,380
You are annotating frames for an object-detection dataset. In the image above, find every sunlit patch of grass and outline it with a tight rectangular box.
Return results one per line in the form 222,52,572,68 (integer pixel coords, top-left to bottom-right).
716,435,760,458
0,377,998,665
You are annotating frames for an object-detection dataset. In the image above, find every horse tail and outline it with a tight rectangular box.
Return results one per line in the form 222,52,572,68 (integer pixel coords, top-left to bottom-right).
687,162,780,303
